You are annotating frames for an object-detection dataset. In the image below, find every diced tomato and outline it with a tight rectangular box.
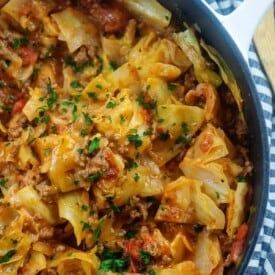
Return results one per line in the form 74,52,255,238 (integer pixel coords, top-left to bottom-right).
89,2,129,33
123,239,143,261
199,132,214,152
12,98,26,115
19,47,38,66
20,3,33,16
230,223,248,263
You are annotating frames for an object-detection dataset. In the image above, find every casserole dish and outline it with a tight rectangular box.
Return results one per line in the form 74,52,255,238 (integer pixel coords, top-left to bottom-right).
157,0,271,273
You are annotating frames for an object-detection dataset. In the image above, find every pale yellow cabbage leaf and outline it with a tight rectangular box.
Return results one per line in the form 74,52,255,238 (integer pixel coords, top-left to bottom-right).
226,181,249,238
155,177,225,229
52,7,99,53
47,247,99,274
151,104,205,166
157,261,200,275
173,29,222,87
23,88,45,121
21,251,46,275
15,185,58,225
194,231,222,275
122,0,171,29
58,190,90,246
186,123,230,163
180,157,230,204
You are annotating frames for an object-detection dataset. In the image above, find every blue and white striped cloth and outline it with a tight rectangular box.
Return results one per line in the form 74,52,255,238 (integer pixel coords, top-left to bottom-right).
208,0,275,274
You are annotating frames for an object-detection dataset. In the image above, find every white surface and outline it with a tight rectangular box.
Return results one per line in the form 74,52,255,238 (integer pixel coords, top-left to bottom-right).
202,0,273,61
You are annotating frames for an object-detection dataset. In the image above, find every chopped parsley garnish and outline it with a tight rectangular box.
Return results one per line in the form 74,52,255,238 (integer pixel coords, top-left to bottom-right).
168,83,177,91
136,94,156,110
62,99,78,122
88,171,103,183
110,60,119,71
175,123,190,145
126,159,138,170
70,80,83,89
106,101,118,109
159,131,170,141
65,56,92,73
93,219,104,241
88,92,98,101
148,269,157,275
99,248,129,273
77,148,84,155
81,204,89,211
88,137,100,154
237,175,247,182
157,118,165,123
143,128,153,136
120,114,126,123
134,173,140,182
127,133,142,148
0,178,7,188
80,128,88,137
83,112,93,126
34,110,50,124
175,135,188,145
96,84,103,90
12,36,29,49
46,82,58,109
139,250,151,265
124,229,137,239
0,250,16,264
81,221,92,232
107,197,120,213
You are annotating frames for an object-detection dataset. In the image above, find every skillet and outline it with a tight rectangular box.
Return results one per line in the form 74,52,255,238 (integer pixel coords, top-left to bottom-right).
158,0,272,273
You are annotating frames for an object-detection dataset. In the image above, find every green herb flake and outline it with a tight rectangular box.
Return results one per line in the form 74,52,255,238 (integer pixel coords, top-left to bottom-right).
143,128,153,136
77,148,84,155
159,131,170,141
127,133,142,148
124,229,137,239
120,115,126,123
148,269,157,275
0,178,7,188
80,221,92,232
136,94,156,110
12,36,29,49
110,60,119,71
88,92,98,101
107,198,120,213
0,250,16,264
168,83,177,91
65,56,92,73
237,175,247,182
88,137,100,155
81,205,89,211
126,159,138,170
96,84,103,90
70,80,83,89
88,171,103,183
106,101,118,109
46,82,58,109
99,248,129,273
80,128,88,137
133,173,140,182
83,112,93,126
139,250,151,265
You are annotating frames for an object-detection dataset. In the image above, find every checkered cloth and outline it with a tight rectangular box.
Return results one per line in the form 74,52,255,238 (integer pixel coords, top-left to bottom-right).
207,0,275,274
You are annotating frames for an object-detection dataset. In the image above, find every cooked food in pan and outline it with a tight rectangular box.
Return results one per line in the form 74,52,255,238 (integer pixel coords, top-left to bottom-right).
0,0,252,274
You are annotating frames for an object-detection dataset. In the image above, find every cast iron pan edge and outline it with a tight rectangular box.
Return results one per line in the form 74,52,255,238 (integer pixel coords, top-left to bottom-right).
158,0,270,274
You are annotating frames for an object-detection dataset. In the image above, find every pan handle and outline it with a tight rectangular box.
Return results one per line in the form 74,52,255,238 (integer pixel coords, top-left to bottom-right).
202,0,273,61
